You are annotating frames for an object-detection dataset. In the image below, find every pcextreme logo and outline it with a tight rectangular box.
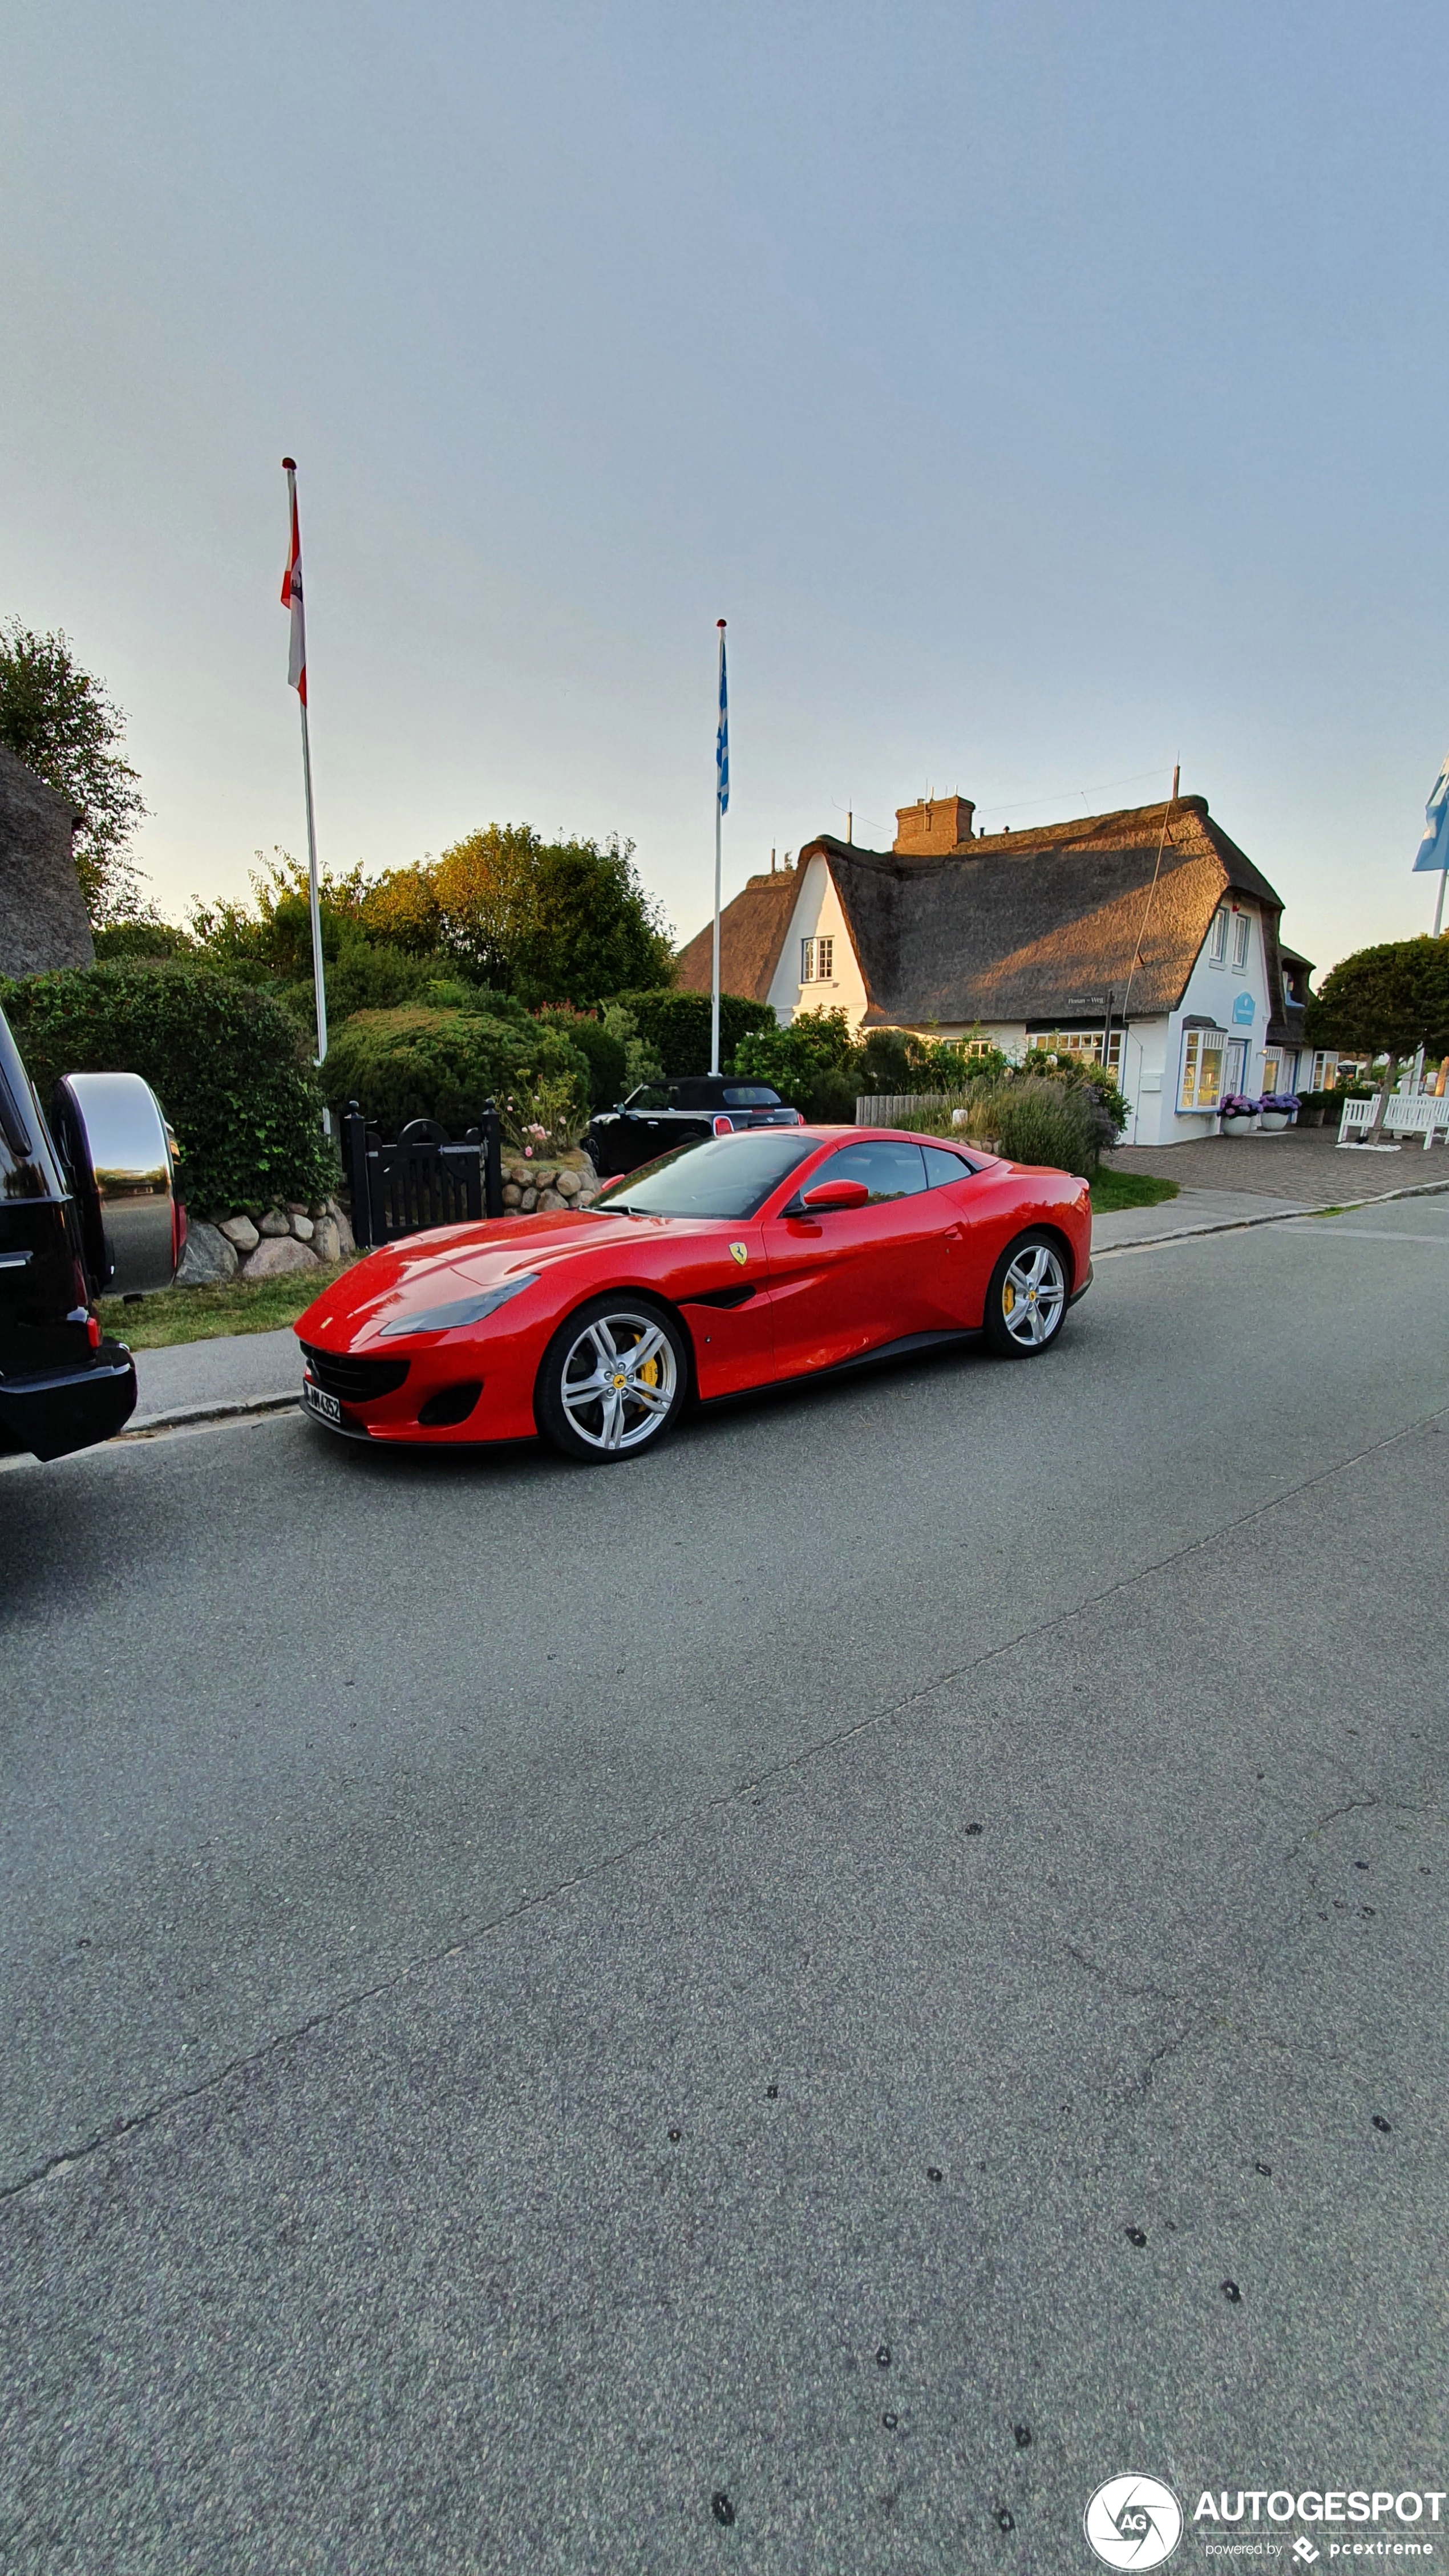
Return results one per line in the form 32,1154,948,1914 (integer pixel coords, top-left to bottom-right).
1084,2476,1184,2567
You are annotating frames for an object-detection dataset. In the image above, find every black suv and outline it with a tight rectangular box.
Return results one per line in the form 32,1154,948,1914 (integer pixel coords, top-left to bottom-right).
586,1076,802,1180
0,1001,182,1461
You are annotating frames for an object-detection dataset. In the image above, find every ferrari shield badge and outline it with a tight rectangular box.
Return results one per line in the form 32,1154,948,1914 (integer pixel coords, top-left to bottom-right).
728,1242,748,1266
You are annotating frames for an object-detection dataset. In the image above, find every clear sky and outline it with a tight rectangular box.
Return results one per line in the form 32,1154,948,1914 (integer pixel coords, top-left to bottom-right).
4,0,1446,977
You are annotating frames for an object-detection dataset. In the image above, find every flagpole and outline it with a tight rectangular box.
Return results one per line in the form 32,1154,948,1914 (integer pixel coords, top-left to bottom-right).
281,457,329,1088
1434,868,1448,939
298,690,327,1067
711,619,726,1076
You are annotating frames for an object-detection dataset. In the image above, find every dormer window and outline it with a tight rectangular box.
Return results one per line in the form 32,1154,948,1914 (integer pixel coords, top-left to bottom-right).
1232,913,1251,970
1208,909,1229,965
800,936,833,983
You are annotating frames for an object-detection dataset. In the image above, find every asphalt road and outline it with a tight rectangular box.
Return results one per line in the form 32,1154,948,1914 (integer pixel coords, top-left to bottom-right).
3,1203,1447,2573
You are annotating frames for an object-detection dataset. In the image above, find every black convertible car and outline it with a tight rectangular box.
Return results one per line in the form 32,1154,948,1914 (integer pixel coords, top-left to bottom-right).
585,1075,802,1180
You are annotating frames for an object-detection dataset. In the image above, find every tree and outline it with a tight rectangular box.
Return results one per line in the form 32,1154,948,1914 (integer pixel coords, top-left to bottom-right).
0,621,148,922
426,825,675,1003
1305,936,1449,1137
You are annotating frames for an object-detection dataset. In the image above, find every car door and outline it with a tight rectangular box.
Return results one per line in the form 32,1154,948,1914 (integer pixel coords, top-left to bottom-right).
918,1140,996,1322
760,1137,959,1379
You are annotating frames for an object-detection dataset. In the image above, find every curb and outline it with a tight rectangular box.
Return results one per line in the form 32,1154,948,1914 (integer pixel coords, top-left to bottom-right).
1095,1173,1449,1258
120,1391,299,1441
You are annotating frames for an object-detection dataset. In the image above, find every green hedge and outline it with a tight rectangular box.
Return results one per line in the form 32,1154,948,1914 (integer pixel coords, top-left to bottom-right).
530,1005,627,1109
609,987,776,1078
1,961,335,1217
320,1006,590,1133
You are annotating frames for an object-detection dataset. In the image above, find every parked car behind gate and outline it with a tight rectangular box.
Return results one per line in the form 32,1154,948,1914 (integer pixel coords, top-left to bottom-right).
0,1001,184,1462
586,1075,802,1180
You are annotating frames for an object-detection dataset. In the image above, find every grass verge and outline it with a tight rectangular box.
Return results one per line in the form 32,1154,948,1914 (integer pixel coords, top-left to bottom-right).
1090,1169,1180,1214
100,1260,355,1350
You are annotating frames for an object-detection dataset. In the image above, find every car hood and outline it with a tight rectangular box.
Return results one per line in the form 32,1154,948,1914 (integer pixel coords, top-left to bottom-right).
294,1205,713,1348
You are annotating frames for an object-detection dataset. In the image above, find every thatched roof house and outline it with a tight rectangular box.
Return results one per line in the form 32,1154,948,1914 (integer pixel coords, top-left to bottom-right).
0,747,93,979
678,791,1316,1147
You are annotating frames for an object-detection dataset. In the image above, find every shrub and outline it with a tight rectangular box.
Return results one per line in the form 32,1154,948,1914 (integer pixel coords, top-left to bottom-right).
280,934,491,1028
531,1003,628,1109
499,1072,592,1158
977,1079,1108,1176
1,961,334,1216
610,988,776,1078
92,918,197,961
732,1006,856,1112
319,1006,589,1135
899,1077,1107,1177
1018,1047,1129,1140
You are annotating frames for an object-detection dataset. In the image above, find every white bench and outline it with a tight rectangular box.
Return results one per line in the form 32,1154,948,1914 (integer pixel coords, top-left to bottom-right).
1338,1093,1449,1149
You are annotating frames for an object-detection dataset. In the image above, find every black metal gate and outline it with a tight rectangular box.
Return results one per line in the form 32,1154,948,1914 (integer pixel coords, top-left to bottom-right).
341,1103,504,1250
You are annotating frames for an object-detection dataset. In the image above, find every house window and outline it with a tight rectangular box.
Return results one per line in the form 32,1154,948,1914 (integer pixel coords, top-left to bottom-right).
1232,912,1251,970
800,935,833,983
1178,1026,1227,1112
1033,1027,1124,1074
1208,909,1229,965
1262,1051,1283,1095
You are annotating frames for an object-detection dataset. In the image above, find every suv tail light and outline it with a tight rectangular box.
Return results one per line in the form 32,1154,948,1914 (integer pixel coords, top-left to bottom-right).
712,1115,735,1136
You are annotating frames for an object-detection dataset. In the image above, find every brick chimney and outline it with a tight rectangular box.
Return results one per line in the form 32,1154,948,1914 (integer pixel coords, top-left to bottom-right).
893,794,976,856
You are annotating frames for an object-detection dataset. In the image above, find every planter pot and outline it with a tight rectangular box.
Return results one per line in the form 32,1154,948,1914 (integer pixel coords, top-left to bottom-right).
1259,1112,1289,1132
1221,1115,1257,1134
1298,1105,1325,1127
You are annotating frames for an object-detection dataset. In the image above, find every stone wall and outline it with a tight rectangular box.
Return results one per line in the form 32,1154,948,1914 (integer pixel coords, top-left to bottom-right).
175,1196,356,1287
500,1150,601,1212
173,1153,603,1289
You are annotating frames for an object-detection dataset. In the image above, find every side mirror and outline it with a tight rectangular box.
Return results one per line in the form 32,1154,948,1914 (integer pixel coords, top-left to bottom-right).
799,1176,871,1212
51,1072,184,1295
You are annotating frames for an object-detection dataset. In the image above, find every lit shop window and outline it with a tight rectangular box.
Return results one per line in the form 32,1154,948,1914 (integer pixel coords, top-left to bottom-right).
1033,1027,1124,1073
1178,1027,1227,1112
1208,909,1229,965
1232,913,1251,970
800,936,834,982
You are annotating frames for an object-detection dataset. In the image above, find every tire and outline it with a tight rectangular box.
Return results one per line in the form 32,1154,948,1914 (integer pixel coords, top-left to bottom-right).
982,1230,1070,1359
535,1294,689,1463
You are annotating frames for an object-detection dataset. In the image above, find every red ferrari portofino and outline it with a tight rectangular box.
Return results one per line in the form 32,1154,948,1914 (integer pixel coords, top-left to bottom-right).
294,1127,1092,1464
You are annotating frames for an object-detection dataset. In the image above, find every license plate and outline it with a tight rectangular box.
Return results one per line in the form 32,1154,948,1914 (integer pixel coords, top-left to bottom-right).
303,1379,341,1427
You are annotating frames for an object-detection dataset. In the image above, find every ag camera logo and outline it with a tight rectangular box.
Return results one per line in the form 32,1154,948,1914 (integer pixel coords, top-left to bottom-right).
1084,2475,1184,2568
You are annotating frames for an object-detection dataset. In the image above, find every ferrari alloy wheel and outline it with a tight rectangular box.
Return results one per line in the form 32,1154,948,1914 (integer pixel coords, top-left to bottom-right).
983,1231,1069,1358
536,1297,688,1462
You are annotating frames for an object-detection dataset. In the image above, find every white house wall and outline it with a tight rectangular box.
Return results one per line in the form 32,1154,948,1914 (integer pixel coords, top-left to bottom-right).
764,856,871,1028
1140,896,1276,1147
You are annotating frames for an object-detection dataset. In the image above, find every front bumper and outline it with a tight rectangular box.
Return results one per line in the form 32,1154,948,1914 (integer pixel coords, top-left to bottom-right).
0,1342,137,1461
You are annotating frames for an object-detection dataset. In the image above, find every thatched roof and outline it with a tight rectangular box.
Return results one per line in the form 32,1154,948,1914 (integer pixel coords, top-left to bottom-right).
679,795,1294,1031
675,868,798,1003
0,747,92,979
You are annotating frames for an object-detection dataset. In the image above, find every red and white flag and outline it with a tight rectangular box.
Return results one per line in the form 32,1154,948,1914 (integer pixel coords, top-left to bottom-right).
280,457,306,704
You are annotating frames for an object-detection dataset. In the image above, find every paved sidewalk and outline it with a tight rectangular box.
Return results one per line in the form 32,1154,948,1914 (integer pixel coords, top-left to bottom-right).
1106,1122,1446,1202
1090,1184,1313,1250
129,1327,302,1425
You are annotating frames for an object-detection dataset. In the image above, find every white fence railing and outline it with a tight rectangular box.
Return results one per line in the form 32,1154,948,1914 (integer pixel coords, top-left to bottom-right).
1338,1093,1449,1150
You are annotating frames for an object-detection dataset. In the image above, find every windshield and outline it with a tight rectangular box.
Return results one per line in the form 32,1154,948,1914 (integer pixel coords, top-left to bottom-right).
596,1132,815,1219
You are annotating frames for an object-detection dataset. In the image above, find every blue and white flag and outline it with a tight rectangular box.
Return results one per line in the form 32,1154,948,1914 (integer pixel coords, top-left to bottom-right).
1412,750,1449,872
716,622,729,815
